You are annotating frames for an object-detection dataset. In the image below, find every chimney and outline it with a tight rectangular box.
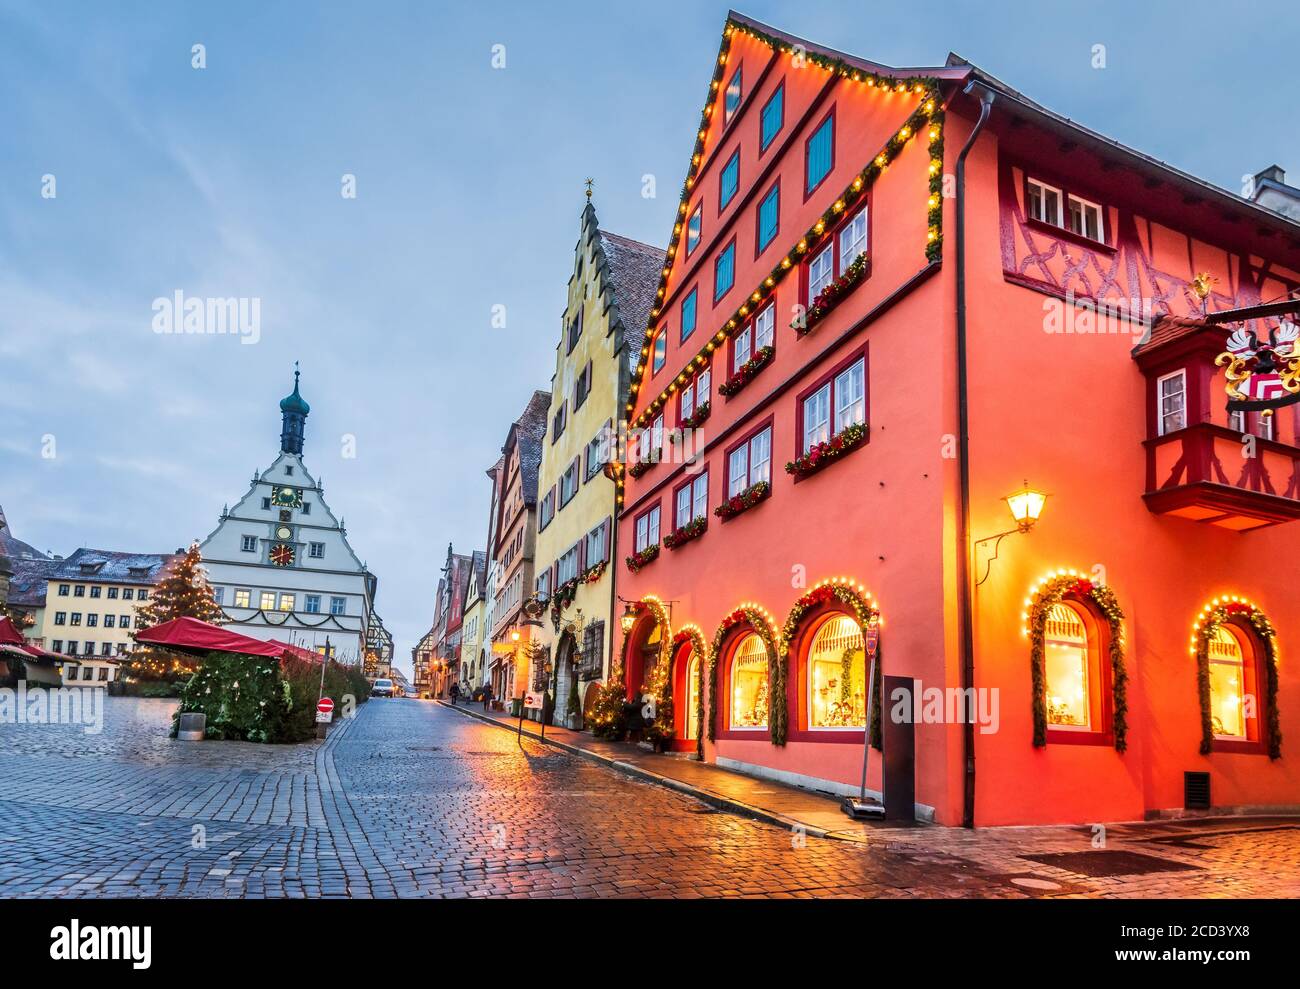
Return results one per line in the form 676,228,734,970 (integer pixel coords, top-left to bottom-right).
1250,164,1300,222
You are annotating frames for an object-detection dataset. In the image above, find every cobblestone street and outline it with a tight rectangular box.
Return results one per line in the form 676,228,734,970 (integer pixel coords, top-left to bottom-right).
0,696,1295,898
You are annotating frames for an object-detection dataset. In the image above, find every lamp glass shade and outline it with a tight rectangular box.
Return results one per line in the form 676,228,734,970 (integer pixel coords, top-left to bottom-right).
620,603,638,633
1005,485,1047,529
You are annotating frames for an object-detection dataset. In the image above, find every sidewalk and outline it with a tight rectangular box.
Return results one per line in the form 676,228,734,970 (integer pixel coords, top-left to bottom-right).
435,699,903,841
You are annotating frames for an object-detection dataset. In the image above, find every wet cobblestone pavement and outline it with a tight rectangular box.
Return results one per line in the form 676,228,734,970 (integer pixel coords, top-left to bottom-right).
0,696,1295,898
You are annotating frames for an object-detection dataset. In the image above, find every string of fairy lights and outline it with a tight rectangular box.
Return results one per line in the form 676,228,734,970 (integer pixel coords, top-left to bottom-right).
616,18,946,508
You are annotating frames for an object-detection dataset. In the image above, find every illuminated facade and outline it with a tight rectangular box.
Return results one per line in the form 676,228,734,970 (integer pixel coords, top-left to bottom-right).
613,14,1300,825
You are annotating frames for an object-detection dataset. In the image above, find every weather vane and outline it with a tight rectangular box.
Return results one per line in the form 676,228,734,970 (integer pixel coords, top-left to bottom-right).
585,177,594,200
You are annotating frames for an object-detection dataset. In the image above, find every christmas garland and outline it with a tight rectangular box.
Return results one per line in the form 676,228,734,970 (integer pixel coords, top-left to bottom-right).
637,596,675,746
708,604,785,745
625,543,660,573
622,15,944,458
780,580,883,748
713,480,770,520
718,346,775,397
1025,572,1128,751
1192,599,1281,759
663,516,707,549
793,254,870,335
680,400,711,430
627,449,662,479
785,422,869,478
673,625,710,760
580,560,606,585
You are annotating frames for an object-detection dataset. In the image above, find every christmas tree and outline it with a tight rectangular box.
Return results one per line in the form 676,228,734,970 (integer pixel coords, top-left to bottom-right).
125,541,226,681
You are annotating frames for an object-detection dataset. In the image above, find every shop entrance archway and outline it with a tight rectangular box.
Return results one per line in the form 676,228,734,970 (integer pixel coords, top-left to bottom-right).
553,632,580,730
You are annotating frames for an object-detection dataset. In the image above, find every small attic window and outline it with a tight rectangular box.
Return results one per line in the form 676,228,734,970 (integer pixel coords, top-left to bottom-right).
285,465,294,476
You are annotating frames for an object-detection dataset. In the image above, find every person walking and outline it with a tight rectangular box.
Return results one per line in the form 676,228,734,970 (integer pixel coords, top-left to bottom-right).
449,681,460,705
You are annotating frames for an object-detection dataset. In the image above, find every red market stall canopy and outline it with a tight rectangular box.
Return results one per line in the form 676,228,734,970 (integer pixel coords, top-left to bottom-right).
135,617,284,658
271,640,327,664
0,616,61,674
0,616,27,646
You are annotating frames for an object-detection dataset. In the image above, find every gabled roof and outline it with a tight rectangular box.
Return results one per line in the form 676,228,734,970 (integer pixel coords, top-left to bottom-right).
0,506,51,563
503,390,551,506
595,224,662,371
48,548,177,586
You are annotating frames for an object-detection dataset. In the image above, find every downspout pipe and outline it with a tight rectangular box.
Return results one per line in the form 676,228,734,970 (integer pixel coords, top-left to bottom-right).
955,80,994,830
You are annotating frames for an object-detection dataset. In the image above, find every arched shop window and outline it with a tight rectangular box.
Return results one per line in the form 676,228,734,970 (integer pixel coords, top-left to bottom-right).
1044,602,1093,730
685,653,701,740
729,633,769,730
1208,624,1255,741
807,614,866,729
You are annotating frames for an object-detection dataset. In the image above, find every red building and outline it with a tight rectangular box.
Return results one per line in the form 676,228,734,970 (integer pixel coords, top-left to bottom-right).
614,13,1300,826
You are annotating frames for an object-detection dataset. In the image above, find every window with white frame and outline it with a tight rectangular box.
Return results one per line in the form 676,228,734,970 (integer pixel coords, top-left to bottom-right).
634,505,661,552
329,596,346,615
727,426,772,497
259,591,276,611
838,207,868,268
651,413,664,453
278,593,295,612
557,545,580,584
675,474,708,529
1026,177,1062,226
680,366,711,422
729,633,769,729
241,535,257,552
808,244,834,300
802,384,832,452
586,522,607,564
833,358,866,433
1157,370,1186,435
560,461,577,506
234,588,251,608
309,542,325,558
1255,413,1274,441
733,304,774,374
1067,194,1104,242
305,594,321,613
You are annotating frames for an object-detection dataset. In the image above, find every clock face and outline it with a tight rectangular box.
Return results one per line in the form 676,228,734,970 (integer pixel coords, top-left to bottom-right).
275,525,293,540
272,486,302,508
269,543,295,567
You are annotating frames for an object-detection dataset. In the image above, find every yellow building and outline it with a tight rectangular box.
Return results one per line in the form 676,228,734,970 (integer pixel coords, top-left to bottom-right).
35,548,175,684
532,197,660,728
458,552,487,689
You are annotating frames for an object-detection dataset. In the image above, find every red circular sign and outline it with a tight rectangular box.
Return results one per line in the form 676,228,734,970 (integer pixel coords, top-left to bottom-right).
317,698,334,714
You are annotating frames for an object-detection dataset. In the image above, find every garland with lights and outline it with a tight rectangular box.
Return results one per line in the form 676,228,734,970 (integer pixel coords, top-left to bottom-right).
627,449,662,479
616,16,946,513
672,625,710,760
714,480,770,520
708,604,785,745
1192,599,1281,758
632,596,675,747
718,346,775,398
663,516,707,549
580,560,607,585
680,400,711,430
785,422,869,478
795,254,870,335
1025,572,1128,751
781,580,883,748
625,544,660,573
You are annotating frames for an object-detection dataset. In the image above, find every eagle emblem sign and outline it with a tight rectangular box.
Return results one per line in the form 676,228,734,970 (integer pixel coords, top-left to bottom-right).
1215,320,1300,414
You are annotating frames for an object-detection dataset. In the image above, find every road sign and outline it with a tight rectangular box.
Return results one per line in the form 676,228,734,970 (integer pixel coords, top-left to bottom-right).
524,690,544,709
316,697,334,724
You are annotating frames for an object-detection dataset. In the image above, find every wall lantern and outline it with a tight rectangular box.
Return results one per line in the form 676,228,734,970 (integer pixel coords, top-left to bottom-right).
1004,480,1048,533
975,480,1049,586
620,602,639,634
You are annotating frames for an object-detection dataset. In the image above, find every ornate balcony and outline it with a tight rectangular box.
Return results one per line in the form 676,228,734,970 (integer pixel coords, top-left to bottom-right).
1143,422,1300,529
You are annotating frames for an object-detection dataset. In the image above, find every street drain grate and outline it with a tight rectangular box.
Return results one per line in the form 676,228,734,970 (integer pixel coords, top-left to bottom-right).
1021,850,1201,877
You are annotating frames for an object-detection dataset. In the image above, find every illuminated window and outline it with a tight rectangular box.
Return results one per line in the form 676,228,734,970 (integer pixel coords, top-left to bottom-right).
1044,603,1090,730
278,593,295,612
685,653,701,740
808,614,866,729
233,588,251,608
729,633,769,730
1208,625,1247,739
259,591,276,611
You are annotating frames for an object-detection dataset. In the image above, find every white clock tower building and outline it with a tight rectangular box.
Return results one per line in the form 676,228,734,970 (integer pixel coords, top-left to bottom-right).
200,369,377,664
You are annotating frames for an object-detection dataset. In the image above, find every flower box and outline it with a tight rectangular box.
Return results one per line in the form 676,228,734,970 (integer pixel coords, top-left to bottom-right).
625,544,660,573
580,560,607,585
713,481,770,520
663,516,707,549
784,422,869,479
793,254,870,337
718,346,775,398
680,400,711,430
627,449,662,479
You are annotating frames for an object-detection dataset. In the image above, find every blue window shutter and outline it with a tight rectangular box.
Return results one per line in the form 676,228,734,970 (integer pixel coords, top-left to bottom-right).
758,186,779,252
681,289,697,342
714,243,735,301
807,116,833,193
761,87,783,150
720,152,739,209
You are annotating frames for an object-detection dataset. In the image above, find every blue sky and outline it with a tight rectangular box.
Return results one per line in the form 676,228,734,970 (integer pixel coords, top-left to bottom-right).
0,1,1292,675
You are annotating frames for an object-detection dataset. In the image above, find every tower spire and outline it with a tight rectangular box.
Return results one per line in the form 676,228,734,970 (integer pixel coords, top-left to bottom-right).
279,363,310,455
